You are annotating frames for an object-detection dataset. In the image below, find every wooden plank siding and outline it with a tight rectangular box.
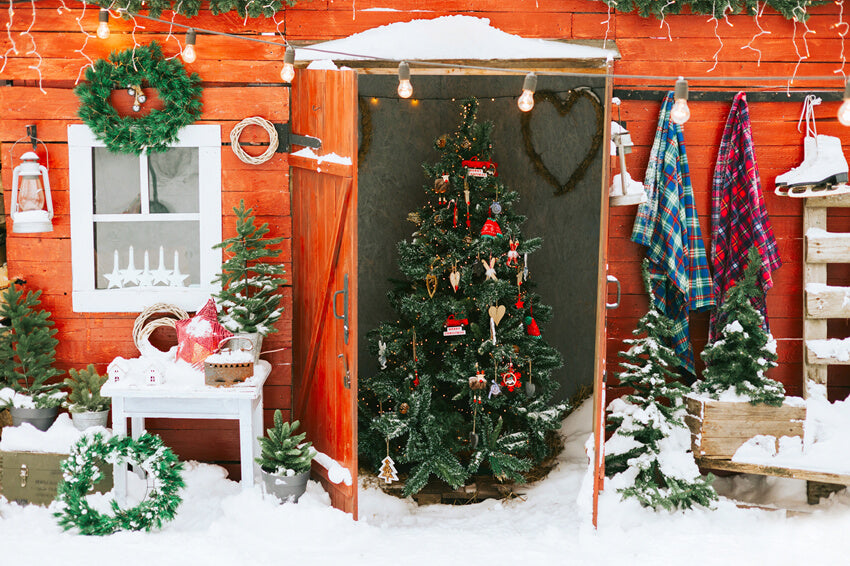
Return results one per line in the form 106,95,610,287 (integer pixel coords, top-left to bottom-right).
2,0,850,474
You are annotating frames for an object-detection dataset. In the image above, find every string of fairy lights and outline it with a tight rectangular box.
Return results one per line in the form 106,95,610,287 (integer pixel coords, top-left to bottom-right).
5,0,850,124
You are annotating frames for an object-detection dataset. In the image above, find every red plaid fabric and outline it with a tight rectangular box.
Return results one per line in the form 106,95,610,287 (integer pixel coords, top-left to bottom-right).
709,92,781,340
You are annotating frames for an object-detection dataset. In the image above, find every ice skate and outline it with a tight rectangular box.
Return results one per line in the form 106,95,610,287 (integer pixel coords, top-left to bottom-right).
609,171,647,206
785,135,850,198
775,95,821,197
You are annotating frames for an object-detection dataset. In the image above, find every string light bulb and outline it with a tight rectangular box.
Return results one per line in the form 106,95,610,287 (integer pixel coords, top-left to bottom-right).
839,79,850,126
281,45,296,83
96,9,110,40
397,61,413,99
670,77,691,125
517,72,537,112
182,29,197,64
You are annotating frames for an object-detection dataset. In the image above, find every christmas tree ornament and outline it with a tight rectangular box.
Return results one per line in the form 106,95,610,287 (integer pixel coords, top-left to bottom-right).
525,360,536,397
469,368,487,404
443,314,468,336
480,218,503,239
488,304,506,325
489,316,498,345
469,403,480,449
425,273,438,298
447,199,458,228
436,135,448,149
500,362,522,392
523,253,530,281
379,455,399,484
377,339,388,369
488,363,502,398
525,315,541,339
464,176,472,228
449,265,461,292
434,175,449,194
482,257,498,281
507,239,520,267
399,402,409,414
462,157,498,178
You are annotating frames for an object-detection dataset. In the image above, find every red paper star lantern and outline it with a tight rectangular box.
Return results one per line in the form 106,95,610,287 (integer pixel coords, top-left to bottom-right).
175,299,233,366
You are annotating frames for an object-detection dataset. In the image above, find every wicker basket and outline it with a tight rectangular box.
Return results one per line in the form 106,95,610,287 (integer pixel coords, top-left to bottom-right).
132,303,189,355
204,337,254,387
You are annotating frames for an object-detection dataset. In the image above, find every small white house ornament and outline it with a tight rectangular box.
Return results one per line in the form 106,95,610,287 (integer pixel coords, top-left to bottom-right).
145,362,165,385
107,357,130,384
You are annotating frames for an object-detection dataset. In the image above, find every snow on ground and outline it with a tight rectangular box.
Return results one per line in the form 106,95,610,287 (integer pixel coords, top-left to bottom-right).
2,399,850,565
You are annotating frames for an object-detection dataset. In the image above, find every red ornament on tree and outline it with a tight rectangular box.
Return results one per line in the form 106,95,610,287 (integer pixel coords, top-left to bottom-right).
525,315,541,339
500,363,522,392
480,218,502,239
443,314,468,336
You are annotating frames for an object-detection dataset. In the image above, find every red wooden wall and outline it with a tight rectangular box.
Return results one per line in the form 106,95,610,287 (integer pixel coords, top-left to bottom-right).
3,0,850,475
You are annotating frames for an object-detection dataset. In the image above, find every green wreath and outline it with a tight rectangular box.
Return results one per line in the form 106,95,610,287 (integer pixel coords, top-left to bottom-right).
55,432,185,536
75,42,203,155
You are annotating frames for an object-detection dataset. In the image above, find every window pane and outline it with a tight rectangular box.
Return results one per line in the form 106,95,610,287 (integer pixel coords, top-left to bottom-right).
94,221,201,290
93,148,141,214
148,148,199,214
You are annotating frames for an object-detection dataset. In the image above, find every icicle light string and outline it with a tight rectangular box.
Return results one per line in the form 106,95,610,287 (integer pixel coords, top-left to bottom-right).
742,0,771,66
834,0,848,77
5,0,850,90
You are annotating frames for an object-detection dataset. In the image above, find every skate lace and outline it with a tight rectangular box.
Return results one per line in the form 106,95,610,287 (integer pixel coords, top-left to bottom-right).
797,94,822,138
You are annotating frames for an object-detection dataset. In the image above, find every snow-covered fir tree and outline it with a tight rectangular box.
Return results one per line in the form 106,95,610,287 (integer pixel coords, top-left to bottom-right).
605,261,716,511
359,98,566,496
212,200,286,335
697,247,784,406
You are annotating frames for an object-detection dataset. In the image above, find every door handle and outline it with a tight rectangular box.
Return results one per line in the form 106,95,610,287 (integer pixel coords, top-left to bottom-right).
338,353,351,389
333,273,349,344
606,275,620,309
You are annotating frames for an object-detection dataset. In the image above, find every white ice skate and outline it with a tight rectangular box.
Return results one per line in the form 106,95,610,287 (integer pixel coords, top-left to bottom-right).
785,135,850,198
776,95,822,197
609,171,647,206
609,119,646,206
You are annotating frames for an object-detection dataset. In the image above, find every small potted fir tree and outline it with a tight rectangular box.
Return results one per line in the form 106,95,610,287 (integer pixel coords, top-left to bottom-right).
256,410,316,503
64,364,111,431
0,281,66,431
212,200,286,362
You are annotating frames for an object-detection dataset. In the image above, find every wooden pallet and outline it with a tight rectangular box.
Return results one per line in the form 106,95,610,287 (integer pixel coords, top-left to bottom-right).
696,458,850,504
379,475,524,506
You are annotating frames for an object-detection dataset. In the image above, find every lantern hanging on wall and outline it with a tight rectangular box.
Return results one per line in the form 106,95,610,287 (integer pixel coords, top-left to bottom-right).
11,149,54,233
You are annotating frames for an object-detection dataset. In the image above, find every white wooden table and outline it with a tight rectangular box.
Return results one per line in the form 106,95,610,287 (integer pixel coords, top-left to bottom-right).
103,360,270,504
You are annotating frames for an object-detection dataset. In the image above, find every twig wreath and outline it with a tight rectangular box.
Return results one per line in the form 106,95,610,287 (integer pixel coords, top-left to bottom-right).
520,88,604,196
75,42,203,155
55,432,185,536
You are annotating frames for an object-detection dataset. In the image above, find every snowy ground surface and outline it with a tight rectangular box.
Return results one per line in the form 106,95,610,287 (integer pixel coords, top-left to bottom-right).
2,400,850,565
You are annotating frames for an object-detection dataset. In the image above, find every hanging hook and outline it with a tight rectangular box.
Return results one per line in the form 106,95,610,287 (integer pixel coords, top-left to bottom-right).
26,124,37,151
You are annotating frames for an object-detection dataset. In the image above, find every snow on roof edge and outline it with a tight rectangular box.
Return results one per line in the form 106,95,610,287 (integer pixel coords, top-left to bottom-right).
294,15,619,63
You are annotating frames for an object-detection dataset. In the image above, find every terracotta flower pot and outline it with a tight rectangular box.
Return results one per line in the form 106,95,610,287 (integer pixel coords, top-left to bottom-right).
261,469,309,503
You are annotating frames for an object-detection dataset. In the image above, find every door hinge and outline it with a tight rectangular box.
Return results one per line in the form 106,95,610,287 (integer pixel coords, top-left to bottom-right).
273,122,322,153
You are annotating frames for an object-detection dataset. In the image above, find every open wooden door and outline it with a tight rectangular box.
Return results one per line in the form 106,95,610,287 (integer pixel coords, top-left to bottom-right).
290,68,359,517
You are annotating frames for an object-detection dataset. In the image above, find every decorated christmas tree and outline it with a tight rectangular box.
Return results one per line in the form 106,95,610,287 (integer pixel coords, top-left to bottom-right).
605,261,717,510
212,200,286,336
696,247,784,406
0,281,65,407
359,98,566,496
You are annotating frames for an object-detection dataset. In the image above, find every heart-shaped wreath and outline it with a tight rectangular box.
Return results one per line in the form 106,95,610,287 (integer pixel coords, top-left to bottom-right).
55,432,185,535
75,42,203,155
520,88,604,196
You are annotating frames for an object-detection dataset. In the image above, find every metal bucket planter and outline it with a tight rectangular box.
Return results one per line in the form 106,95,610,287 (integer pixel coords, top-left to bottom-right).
233,332,264,364
10,406,59,431
261,469,309,503
71,409,110,431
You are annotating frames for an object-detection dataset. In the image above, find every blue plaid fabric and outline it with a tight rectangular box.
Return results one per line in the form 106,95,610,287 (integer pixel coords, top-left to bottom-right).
632,93,715,376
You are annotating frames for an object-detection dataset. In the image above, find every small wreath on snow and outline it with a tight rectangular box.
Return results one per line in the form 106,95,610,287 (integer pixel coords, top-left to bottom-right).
74,42,203,155
55,432,185,536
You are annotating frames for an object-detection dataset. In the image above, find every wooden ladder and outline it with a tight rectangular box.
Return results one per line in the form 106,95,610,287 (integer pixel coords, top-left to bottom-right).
803,193,850,396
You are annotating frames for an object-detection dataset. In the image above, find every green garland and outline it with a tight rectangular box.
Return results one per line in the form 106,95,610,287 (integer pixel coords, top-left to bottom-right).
92,0,296,19
74,42,203,154
55,432,185,536
597,0,831,20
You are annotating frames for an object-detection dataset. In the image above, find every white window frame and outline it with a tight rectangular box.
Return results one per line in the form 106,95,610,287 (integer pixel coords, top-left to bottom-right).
68,124,222,313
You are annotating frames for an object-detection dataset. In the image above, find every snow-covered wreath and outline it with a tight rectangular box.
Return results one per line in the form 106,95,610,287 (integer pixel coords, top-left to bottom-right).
55,432,185,536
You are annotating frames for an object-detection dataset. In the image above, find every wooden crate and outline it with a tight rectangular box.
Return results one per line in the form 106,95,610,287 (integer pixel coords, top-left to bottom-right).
685,396,806,460
379,474,523,505
0,409,11,438
0,450,113,506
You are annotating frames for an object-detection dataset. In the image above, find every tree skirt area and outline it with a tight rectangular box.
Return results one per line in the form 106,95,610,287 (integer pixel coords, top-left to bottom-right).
2,401,850,565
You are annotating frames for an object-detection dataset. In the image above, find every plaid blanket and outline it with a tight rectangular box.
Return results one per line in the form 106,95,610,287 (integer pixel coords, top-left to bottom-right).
632,93,715,376
709,92,781,340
